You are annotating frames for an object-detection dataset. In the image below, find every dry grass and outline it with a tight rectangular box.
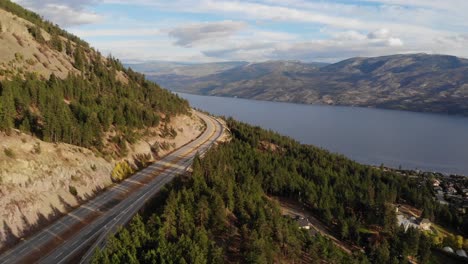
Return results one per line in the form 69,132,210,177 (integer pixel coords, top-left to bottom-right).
33,53,40,61
12,33,24,47
38,46,48,58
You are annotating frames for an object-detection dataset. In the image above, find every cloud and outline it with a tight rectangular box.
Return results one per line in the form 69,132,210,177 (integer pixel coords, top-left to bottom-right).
106,0,367,29
199,28,405,62
367,28,390,39
70,28,161,38
22,0,468,62
366,29,403,47
168,21,247,47
12,0,102,27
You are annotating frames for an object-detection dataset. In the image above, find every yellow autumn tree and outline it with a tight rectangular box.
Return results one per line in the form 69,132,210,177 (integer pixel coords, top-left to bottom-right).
111,161,134,182
456,235,464,249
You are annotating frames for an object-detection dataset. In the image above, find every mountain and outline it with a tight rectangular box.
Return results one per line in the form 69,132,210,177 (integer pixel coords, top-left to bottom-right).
148,54,468,116
126,61,248,78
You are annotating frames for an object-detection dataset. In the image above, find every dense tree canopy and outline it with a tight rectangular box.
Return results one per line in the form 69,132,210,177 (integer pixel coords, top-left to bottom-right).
93,119,457,263
0,67,188,150
0,0,189,154
0,53,188,156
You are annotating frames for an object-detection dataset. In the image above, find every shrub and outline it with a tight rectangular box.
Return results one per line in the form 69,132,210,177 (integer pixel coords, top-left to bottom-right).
71,175,80,182
32,142,41,154
150,142,160,155
27,25,45,44
90,164,97,171
4,148,15,158
14,52,23,61
26,58,36,66
160,141,171,151
133,153,152,170
49,34,63,52
69,185,78,196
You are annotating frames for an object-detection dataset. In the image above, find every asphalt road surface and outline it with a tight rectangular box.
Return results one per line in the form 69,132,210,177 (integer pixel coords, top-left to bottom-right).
0,112,224,264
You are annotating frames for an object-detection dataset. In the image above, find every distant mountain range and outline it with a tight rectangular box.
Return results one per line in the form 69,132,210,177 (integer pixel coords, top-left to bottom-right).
129,54,468,116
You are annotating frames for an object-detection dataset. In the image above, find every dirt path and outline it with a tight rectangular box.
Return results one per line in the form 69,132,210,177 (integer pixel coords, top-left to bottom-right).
272,196,361,255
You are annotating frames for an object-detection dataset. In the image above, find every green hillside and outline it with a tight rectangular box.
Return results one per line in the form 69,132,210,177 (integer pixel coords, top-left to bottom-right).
0,0,189,155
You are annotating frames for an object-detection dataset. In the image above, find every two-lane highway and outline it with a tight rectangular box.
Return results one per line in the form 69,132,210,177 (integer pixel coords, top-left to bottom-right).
0,112,224,264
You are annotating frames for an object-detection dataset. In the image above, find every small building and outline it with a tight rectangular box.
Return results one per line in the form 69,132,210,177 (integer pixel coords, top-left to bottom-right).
447,187,458,194
463,189,468,197
433,179,441,187
395,204,401,213
438,200,449,205
296,217,310,230
443,246,454,254
456,249,467,258
397,215,419,232
419,218,431,230
397,215,432,232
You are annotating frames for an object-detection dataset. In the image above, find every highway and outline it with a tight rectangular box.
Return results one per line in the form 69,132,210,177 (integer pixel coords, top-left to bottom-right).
0,112,224,264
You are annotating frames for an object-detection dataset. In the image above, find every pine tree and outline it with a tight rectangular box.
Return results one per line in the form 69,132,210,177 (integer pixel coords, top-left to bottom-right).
50,33,63,52
74,45,85,71
0,83,15,131
19,117,31,133
65,40,73,56
27,25,45,44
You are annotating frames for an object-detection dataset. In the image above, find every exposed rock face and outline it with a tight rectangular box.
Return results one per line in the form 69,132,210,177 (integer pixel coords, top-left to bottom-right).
0,9,78,79
149,54,468,116
0,113,203,249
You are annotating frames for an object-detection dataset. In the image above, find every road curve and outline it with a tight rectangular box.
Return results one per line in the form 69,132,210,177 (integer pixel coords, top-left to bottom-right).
0,112,224,264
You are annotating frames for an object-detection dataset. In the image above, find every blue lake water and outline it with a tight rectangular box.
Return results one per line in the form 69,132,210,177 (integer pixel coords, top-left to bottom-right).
179,93,468,175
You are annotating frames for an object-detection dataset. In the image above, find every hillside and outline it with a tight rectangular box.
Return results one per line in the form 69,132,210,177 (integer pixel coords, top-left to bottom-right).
0,0,190,151
0,0,198,249
149,54,468,116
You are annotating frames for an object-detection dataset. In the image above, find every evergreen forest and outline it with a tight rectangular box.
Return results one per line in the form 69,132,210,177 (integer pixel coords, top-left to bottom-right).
92,119,467,263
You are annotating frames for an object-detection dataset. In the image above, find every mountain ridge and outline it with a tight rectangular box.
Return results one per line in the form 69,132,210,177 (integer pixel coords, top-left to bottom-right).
144,54,468,116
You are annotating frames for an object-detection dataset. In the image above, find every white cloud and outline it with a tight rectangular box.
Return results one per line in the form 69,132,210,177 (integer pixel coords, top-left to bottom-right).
14,0,468,62
168,21,247,47
69,28,161,37
12,0,102,27
368,28,390,39
198,28,406,62
387,38,404,47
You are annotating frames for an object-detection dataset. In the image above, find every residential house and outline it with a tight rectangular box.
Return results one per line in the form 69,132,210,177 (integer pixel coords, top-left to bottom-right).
419,218,431,230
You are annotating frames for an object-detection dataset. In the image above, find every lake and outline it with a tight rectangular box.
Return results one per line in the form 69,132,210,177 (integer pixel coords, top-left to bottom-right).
179,93,468,175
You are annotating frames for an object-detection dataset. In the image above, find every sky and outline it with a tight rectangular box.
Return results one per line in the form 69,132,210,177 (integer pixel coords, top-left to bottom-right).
12,0,468,63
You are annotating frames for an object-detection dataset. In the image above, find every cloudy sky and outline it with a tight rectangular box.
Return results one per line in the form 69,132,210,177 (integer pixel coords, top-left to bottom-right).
12,0,468,63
